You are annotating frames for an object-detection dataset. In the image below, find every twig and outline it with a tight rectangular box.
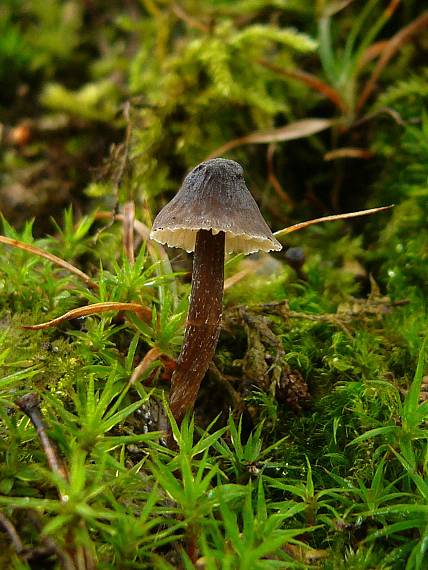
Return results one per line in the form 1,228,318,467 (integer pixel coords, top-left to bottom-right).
358,40,390,68
227,297,408,338
16,394,68,492
0,511,24,553
95,211,169,261
16,399,94,569
352,106,405,128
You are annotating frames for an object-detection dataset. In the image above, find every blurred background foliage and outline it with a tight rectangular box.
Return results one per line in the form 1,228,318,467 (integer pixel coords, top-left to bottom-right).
1,0,427,221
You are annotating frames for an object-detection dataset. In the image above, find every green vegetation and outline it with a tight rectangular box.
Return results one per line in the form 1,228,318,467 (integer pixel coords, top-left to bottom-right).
0,1,427,568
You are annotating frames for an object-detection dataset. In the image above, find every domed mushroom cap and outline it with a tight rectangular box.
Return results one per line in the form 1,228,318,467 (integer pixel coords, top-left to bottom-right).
150,158,282,254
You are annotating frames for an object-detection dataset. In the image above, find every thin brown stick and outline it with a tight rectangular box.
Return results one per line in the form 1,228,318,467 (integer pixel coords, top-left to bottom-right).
0,512,24,553
274,205,394,239
0,236,97,289
384,0,401,18
16,397,94,569
352,106,405,128
16,394,68,490
22,302,152,330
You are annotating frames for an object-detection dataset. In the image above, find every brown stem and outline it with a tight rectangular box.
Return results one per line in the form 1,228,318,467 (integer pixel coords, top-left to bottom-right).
0,512,24,553
17,395,94,569
17,393,69,486
169,229,225,426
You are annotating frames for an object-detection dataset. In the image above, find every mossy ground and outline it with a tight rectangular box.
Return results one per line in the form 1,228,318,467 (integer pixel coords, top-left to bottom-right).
1,1,428,569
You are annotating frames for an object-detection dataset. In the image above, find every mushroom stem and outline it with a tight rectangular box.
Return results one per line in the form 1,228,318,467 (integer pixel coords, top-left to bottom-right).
169,229,225,426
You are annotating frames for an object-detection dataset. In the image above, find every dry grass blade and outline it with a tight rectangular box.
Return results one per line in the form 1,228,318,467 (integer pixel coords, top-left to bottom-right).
356,10,428,112
259,59,347,112
22,302,152,330
0,235,97,289
324,147,374,160
129,347,176,386
207,119,333,159
224,268,253,290
354,106,405,127
274,205,394,239
129,347,162,386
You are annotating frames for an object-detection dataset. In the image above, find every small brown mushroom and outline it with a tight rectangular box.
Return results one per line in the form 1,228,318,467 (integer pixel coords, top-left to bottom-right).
150,158,281,426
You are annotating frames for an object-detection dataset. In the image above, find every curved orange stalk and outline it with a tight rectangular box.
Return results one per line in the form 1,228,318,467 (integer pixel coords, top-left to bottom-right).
274,206,394,239
22,302,151,330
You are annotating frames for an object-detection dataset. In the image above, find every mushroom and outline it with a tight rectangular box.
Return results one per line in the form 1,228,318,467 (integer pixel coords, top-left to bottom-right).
150,158,282,426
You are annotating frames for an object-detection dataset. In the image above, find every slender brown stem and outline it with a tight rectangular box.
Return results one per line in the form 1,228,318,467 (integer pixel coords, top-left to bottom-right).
0,512,24,553
17,395,94,569
16,394,68,486
169,230,225,426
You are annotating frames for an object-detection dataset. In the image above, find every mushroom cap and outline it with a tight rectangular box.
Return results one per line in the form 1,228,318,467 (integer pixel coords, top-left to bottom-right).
150,158,282,254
